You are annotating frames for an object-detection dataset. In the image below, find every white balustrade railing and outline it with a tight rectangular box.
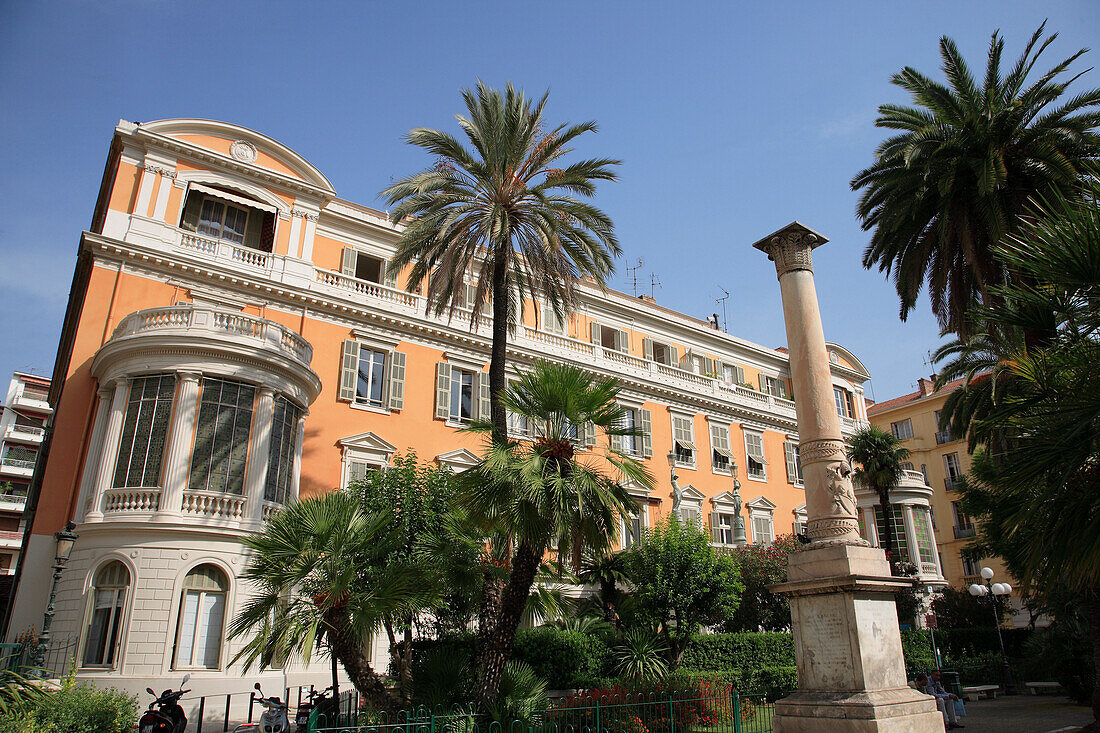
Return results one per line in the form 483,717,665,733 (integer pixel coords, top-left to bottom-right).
181,490,247,521
261,501,281,522
8,424,45,438
522,327,595,356
0,458,36,471
315,269,422,309
180,231,219,254
110,305,313,366
102,488,161,513
0,493,28,506
180,231,271,270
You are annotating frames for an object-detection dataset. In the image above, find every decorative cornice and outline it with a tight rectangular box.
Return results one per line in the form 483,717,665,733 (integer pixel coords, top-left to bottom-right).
143,163,177,179
291,208,319,222
752,222,828,280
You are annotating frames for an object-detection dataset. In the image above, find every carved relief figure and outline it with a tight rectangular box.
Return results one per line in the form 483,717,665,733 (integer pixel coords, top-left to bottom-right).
825,460,856,516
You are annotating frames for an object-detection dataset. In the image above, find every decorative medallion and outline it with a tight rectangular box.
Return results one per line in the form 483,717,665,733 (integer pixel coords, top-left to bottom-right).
230,140,258,164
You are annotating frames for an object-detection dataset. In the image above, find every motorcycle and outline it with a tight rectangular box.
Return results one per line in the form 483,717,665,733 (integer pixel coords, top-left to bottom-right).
233,683,290,733
136,674,190,733
294,685,333,732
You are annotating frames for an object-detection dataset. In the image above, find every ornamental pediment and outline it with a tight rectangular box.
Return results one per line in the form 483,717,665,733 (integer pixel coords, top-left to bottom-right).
337,432,397,454
435,448,480,472
746,496,777,510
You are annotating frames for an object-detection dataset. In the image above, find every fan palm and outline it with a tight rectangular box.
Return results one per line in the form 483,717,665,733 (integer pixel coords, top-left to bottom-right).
846,426,910,562
851,22,1100,336
382,82,621,445
459,360,652,706
578,550,632,626
229,492,434,711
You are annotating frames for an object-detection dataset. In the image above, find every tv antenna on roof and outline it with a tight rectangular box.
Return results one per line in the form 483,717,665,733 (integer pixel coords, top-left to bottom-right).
649,273,662,299
626,258,645,297
715,287,730,332
922,349,937,380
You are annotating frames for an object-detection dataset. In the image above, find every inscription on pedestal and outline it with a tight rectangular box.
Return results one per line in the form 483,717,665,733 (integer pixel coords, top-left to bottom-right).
795,596,854,689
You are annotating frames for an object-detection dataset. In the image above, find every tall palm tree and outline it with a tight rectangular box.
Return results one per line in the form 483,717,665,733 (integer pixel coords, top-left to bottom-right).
851,22,1100,337
459,360,652,706
229,492,434,711
382,82,622,446
846,426,911,562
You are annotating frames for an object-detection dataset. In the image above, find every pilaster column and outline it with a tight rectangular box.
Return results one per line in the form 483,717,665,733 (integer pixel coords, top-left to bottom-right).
900,504,921,568
154,371,202,520
289,410,307,503
75,385,114,521
84,377,130,521
754,225,863,546
244,387,275,523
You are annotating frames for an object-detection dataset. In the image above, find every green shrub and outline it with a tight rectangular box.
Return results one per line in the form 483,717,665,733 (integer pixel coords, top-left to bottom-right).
678,632,795,671
0,709,43,733
30,680,137,733
513,627,612,689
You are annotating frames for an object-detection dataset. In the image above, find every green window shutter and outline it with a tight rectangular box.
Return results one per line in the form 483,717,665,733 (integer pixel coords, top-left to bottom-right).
339,340,360,402
341,248,357,276
382,260,397,288
243,210,263,250
703,357,715,376
734,365,745,384
617,329,629,353
710,512,720,543
643,338,653,361
435,362,451,420
640,408,653,458
669,346,679,365
388,351,406,411
759,373,768,392
590,321,601,344
477,372,491,421
180,192,202,230
585,421,597,448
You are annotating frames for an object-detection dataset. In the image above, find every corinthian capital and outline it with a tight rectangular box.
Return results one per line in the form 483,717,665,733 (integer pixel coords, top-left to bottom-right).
752,222,828,279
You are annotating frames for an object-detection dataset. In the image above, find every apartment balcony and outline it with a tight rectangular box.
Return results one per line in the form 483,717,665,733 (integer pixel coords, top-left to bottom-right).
0,457,35,478
4,423,45,444
0,530,23,549
935,430,955,445
0,493,28,512
10,389,51,415
953,525,976,539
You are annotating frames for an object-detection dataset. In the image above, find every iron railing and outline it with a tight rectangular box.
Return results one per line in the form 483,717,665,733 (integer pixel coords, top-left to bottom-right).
310,688,775,733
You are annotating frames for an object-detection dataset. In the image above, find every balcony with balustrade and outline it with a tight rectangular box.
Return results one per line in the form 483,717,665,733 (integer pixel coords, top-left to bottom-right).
4,423,45,444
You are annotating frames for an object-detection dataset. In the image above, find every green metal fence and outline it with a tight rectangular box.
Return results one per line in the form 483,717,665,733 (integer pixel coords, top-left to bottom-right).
309,688,775,733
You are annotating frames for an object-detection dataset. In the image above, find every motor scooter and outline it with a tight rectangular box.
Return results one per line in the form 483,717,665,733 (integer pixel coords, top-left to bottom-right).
233,683,290,733
294,685,333,732
136,674,190,733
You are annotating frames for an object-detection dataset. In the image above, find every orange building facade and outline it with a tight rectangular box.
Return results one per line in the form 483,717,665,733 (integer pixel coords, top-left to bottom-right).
6,119,888,699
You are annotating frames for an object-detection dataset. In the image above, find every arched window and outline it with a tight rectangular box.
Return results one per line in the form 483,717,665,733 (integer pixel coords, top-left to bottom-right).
174,564,228,670
82,561,130,668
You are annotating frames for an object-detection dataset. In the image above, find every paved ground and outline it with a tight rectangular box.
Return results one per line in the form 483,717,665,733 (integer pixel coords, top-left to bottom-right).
953,693,1093,732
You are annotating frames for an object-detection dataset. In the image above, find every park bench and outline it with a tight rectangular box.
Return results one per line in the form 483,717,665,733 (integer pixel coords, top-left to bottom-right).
1025,681,1063,695
961,684,1000,701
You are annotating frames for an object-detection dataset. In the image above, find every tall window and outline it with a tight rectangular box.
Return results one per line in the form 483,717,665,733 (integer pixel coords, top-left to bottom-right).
197,199,248,244
721,363,745,385
874,507,910,560
82,561,129,668
189,379,255,494
450,368,475,422
356,348,388,408
784,441,803,485
751,513,774,545
644,338,677,366
618,408,638,456
264,397,300,504
944,453,962,479
672,415,695,466
962,557,980,577
623,509,645,548
761,375,788,399
711,512,736,545
891,419,913,440
174,565,228,670
113,375,175,488
834,387,850,417
709,422,733,474
745,431,767,480
913,509,936,565
542,304,567,335
952,501,973,530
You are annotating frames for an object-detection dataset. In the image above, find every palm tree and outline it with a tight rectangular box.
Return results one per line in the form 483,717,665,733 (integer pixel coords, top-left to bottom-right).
230,492,434,711
459,360,652,706
846,426,911,562
578,550,631,626
851,22,1100,337
934,180,1100,725
382,82,622,446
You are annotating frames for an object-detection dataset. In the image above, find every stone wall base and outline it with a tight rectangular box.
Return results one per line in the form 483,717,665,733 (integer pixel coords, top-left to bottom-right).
773,687,945,732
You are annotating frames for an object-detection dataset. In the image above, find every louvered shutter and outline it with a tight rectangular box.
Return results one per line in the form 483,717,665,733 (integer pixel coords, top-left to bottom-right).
585,421,597,448
643,338,653,361
759,373,768,392
590,322,601,344
341,248,357,276
435,362,451,420
339,340,360,401
703,357,715,376
388,351,406,410
673,416,695,450
243,211,263,250
616,329,629,353
180,192,202,230
784,442,799,483
669,346,679,365
710,512,721,543
477,372,491,420
734,365,745,384
383,261,398,288
640,408,653,458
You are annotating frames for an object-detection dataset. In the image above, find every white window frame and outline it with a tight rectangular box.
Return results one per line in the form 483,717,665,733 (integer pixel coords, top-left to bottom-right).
671,413,696,468
761,374,788,399
449,367,477,424
172,565,229,671
708,419,734,476
646,338,677,366
744,429,767,481
621,497,648,549
616,405,642,457
834,387,850,418
792,503,808,536
338,432,397,490
891,418,914,440
944,452,962,479
783,440,803,486
747,497,776,546
353,345,390,411
79,560,131,670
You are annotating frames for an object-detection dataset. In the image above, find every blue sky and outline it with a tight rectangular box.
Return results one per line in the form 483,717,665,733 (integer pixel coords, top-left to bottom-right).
1,1,1097,401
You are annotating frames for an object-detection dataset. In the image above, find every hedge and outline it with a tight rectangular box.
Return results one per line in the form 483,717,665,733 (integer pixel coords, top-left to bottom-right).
679,632,795,671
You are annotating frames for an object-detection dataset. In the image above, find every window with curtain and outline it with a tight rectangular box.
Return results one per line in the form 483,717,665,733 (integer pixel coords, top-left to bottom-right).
356,348,388,408
745,431,767,480
112,374,175,488
82,561,130,668
264,396,300,505
174,565,228,670
197,198,249,244
188,379,255,494
449,368,475,422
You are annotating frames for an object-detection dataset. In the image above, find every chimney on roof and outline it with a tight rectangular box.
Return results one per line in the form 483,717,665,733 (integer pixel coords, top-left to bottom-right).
638,294,656,303
917,376,935,396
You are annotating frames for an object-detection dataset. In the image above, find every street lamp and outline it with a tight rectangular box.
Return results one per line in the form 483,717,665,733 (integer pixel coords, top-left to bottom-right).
968,566,1016,695
32,521,78,673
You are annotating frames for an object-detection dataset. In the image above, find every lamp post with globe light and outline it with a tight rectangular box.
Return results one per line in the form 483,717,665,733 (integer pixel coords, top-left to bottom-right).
31,521,78,674
968,566,1017,695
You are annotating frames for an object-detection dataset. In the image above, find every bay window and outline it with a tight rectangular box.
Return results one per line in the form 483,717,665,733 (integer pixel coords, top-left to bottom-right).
188,378,255,495
112,374,174,488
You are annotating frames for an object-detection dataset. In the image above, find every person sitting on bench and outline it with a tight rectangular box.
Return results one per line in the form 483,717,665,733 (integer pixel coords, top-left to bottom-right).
918,672,964,730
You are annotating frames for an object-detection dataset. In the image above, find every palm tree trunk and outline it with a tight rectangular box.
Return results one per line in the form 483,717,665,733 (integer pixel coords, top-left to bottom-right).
1086,586,1100,730
475,542,541,709
324,609,400,712
877,486,896,565
600,577,619,626
383,619,407,703
489,250,509,445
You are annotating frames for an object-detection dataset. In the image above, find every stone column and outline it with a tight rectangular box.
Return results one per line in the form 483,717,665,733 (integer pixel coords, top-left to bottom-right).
244,387,275,524
84,377,130,522
755,223,941,732
901,505,921,568
74,385,114,521
154,371,202,521
289,411,307,503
